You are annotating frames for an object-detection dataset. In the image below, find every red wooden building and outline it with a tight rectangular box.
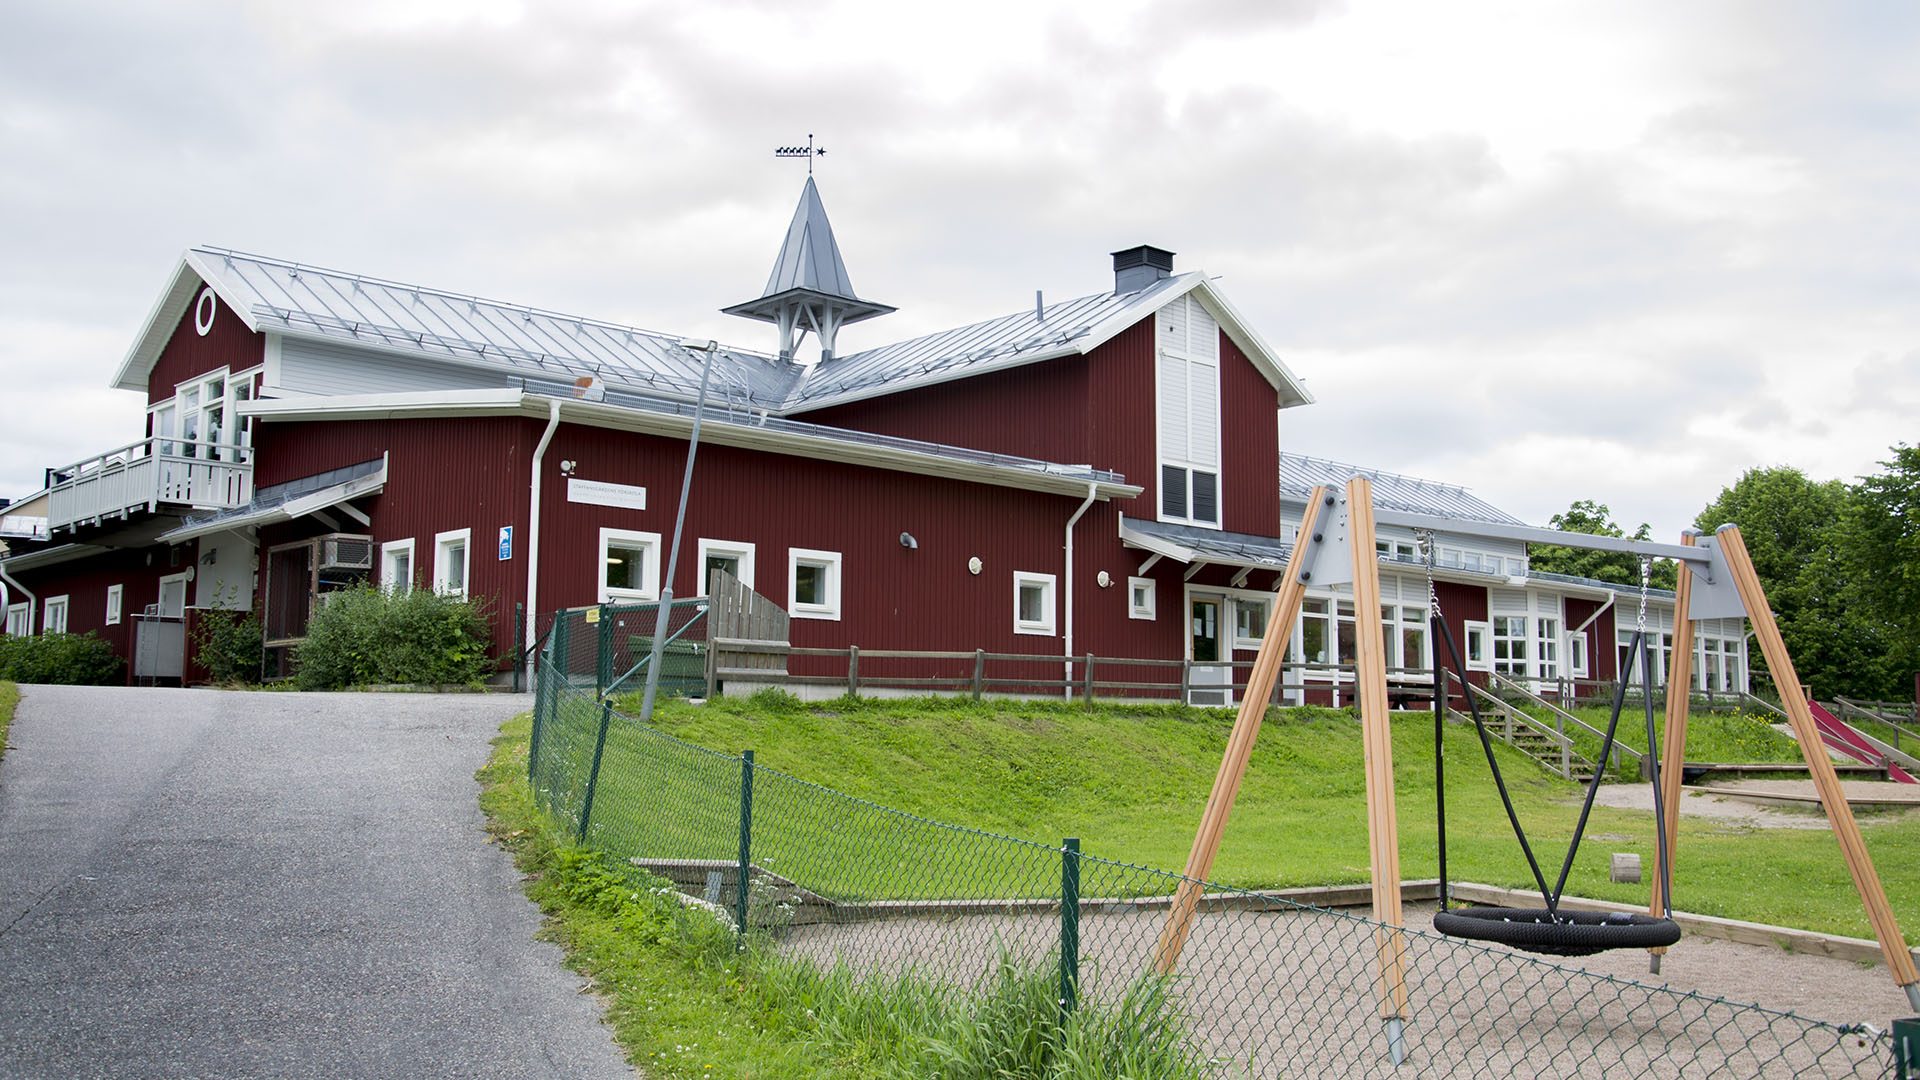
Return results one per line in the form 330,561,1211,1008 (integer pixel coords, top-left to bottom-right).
0,179,1744,701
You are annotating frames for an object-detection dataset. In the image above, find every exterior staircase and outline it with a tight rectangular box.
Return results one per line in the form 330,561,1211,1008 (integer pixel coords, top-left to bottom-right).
1447,681,1602,784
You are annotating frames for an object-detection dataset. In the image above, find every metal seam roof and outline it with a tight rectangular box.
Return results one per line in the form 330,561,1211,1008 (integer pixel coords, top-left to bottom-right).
1279,453,1523,525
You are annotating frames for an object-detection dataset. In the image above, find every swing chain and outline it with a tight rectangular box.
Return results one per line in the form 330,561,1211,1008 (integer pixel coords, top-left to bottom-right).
1637,555,1652,634
1417,529,1443,620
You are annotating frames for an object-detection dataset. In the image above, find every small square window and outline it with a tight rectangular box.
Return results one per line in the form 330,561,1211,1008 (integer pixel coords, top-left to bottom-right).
4,603,28,637
789,547,842,621
1464,620,1493,673
44,595,70,635
1128,576,1156,621
434,529,471,597
1013,571,1056,636
106,584,124,626
1234,597,1269,646
696,539,756,596
381,539,416,595
599,528,661,602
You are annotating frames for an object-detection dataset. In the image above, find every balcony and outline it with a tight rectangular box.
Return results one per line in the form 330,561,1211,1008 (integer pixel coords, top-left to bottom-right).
46,437,254,533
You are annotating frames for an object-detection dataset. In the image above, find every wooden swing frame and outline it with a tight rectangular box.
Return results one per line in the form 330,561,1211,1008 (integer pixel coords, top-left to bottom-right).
1152,478,1920,1025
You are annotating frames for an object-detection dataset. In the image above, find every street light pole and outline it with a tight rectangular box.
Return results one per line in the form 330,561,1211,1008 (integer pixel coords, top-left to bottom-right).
638,339,719,724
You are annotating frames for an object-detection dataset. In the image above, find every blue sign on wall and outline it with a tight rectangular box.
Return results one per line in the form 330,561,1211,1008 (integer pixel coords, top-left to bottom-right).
498,525,513,561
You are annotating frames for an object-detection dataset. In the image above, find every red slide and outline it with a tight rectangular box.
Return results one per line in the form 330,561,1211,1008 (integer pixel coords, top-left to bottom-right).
1806,700,1917,784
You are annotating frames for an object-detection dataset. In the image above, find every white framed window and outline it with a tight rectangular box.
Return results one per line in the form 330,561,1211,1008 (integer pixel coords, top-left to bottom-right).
1535,616,1561,679
1233,596,1270,648
1375,539,1419,562
1382,603,1430,673
1491,615,1529,676
1464,620,1493,673
433,528,472,598
789,548,842,621
1013,571,1057,636
1569,630,1590,678
696,539,756,596
1128,576,1157,621
1156,294,1222,528
106,584,124,626
380,539,417,595
598,528,661,603
5,602,29,637
43,595,70,635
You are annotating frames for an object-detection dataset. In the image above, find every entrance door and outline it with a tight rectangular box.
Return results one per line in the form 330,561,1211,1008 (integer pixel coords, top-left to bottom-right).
157,574,188,619
1189,596,1233,706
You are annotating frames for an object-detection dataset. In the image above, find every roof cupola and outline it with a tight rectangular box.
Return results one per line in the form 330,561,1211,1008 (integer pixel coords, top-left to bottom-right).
722,177,894,363
1112,245,1175,293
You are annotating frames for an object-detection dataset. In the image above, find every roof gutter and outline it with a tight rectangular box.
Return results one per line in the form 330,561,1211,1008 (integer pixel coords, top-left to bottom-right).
1062,482,1098,701
524,398,563,685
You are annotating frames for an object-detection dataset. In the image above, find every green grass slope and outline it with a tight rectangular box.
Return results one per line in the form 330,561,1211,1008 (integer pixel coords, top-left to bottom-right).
616,692,1920,941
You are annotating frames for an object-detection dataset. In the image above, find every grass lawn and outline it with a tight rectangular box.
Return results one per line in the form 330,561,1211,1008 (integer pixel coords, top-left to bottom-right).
592,690,1920,942
0,681,17,762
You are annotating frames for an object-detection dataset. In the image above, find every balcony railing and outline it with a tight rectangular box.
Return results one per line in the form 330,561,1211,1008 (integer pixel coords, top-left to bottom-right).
46,437,254,533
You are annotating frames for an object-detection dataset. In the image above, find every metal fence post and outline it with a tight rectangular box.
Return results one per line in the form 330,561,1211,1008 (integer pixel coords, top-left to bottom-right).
512,602,524,694
553,613,572,687
972,649,985,701
1059,836,1081,1024
576,700,614,844
736,749,755,944
848,645,860,698
596,603,613,697
529,647,549,783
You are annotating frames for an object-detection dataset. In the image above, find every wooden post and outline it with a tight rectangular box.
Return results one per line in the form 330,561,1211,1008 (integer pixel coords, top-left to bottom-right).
972,649,985,701
1648,532,1696,961
848,645,860,697
1083,652,1095,702
1153,486,1329,974
1346,477,1409,1026
1718,525,1920,994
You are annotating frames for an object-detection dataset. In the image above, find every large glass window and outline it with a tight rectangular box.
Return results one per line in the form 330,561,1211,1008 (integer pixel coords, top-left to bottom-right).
1493,615,1528,676
1536,617,1561,679
1299,598,1332,666
1382,604,1429,673
1234,597,1269,647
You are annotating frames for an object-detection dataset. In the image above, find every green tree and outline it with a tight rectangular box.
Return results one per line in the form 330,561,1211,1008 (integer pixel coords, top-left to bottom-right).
1694,466,1887,698
1529,499,1678,590
1841,444,1920,697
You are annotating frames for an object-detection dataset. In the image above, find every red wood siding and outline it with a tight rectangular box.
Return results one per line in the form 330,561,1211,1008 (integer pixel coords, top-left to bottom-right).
793,354,1092,465
10,547,188,681
1085,320,1159,520
1433,580,1490,703
1218,333,1282,536
146,289,264,406
249,417,537,663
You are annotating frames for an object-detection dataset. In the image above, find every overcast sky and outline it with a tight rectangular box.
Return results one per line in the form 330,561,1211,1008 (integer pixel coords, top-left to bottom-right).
4,1,1916,538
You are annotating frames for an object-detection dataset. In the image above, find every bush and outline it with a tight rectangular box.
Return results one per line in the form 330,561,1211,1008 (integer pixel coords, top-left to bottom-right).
193,609,264,684
294,586,494,690
0,632,123,685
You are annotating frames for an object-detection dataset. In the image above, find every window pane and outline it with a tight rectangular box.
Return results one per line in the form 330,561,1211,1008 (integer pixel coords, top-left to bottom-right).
1403,625,1425,670
1302,618,1329,664
1019,583,1044,623
1237,600,1267,640
1160,465,1187,518
795,562,824,606
606,543,645,591
1191,471,1218,523
446,542,466,591
705,554,738,590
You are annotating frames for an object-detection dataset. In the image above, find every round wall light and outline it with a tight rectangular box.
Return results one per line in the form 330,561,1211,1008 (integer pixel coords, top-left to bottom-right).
1096,570,1112,588
967,556,982,575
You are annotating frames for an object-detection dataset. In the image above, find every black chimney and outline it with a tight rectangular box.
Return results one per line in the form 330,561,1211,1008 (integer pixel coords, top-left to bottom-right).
1112,246,1175,293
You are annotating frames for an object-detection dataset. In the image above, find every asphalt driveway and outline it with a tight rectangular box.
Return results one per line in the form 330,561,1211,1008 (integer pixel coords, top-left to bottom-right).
0,685,634,1080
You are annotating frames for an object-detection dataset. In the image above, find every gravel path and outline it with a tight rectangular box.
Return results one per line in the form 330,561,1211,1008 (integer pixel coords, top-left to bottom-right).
0,685,635,1080
1591,781,1920,826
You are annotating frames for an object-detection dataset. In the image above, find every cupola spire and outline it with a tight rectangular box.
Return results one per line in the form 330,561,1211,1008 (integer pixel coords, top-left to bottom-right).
722,176,893,363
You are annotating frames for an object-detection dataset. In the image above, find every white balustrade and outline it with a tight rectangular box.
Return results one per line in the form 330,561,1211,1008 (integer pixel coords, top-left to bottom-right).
45,437,253,531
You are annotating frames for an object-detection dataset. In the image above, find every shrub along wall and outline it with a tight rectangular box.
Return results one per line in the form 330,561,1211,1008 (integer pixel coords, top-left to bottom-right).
0,633,123,685
294,587,493,690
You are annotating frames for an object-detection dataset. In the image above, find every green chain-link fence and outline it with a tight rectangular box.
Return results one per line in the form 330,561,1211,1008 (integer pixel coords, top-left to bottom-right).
540,600,709,700
527,640,1900,1077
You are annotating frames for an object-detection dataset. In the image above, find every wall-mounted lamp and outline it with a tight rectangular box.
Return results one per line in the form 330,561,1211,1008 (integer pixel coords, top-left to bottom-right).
899,532,918,550
1096,570,1112,588
559,460,577,476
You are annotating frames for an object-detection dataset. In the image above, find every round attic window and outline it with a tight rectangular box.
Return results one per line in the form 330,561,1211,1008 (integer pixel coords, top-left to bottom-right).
194,287,217,336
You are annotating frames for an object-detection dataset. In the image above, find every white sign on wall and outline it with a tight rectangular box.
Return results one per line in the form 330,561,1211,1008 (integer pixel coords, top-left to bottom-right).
566,478,647,511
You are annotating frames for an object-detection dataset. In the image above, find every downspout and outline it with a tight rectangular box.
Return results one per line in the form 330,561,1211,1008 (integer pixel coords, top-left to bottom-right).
1062,483,1099,700
0,560,33,633
523,398,563,686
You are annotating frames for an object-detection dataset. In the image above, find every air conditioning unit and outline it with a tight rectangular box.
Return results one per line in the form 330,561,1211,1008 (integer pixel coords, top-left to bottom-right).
319,534,374,571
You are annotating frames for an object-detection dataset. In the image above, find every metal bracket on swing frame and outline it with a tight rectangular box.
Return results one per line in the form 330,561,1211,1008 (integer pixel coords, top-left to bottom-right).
1293,489,1356,588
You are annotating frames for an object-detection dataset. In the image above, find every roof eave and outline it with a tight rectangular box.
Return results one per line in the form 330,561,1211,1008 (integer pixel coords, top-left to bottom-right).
110,250,264,394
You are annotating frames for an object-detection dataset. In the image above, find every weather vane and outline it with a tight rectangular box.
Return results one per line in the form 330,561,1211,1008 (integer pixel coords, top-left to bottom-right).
774,133,826,175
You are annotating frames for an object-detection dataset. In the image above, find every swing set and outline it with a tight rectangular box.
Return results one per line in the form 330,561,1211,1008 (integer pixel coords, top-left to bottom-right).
1151,477,1920,1063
